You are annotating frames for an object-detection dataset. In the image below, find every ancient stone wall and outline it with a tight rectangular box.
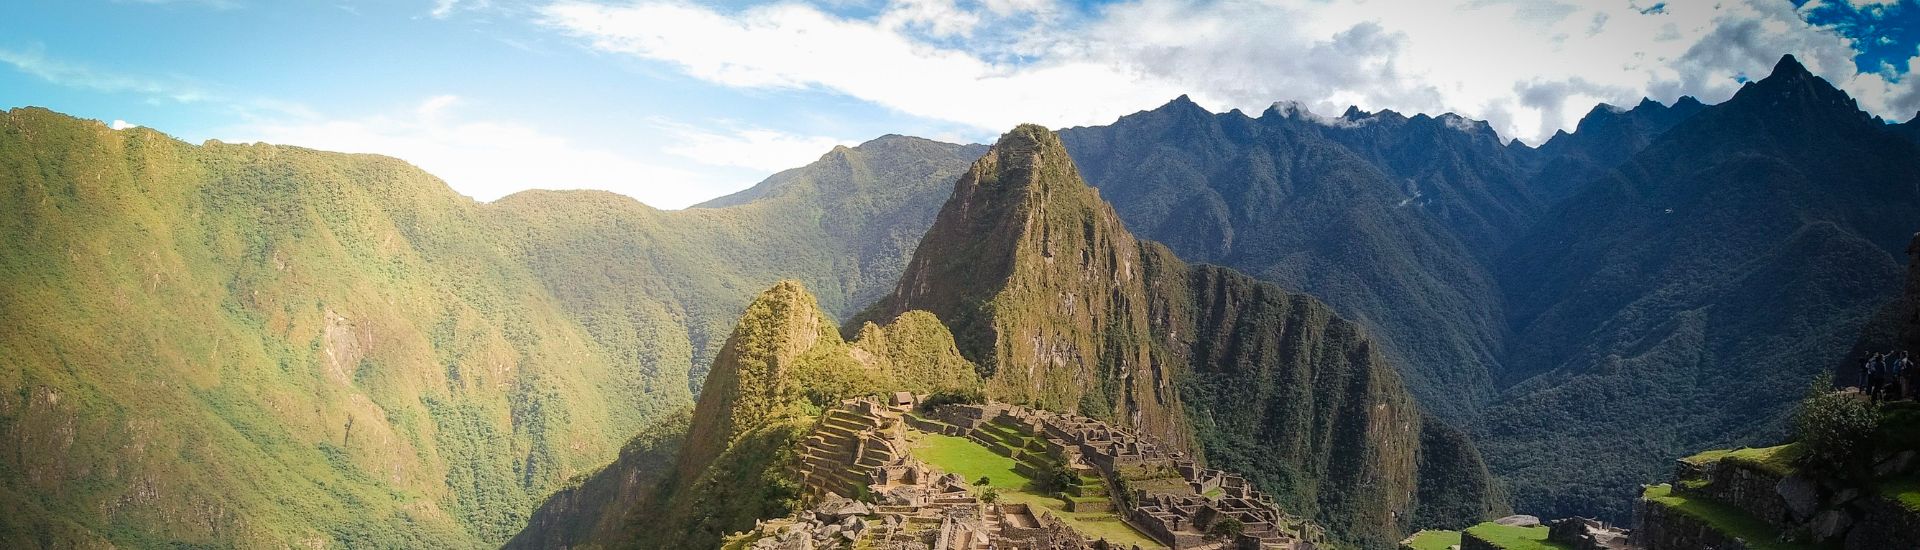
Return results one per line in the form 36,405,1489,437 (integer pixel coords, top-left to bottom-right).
1632,500,1753,550
1683,462,1790,529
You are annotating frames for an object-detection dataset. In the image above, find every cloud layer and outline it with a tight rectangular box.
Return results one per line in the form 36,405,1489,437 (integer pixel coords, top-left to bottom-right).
542,0,1920,143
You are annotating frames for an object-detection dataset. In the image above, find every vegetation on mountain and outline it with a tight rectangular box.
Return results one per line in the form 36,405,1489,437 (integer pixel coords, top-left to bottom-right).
0,106,981,548
0,107,633,547
1792,376,1879,476
1520,96,1706,204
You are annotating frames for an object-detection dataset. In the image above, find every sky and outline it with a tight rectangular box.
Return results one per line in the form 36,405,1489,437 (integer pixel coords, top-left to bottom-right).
4,0,1918,209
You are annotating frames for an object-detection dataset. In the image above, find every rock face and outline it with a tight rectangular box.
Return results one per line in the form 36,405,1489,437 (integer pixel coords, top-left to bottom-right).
1633,503,1754,550
859,125,1507,548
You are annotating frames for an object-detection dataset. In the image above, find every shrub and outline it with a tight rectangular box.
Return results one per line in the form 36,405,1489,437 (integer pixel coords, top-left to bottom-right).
1034,462,1079,496
1204,517,1245,541
980,488,1000,504
1792,374,1879,476
919,387,986,410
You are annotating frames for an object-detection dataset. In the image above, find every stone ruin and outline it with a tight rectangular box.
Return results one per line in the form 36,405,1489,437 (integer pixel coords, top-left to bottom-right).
930,403,1323,550
736,396,1335,549
1544,517,1630,550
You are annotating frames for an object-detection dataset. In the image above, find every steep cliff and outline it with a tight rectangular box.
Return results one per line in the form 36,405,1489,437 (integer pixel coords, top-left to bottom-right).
860,125,1507,548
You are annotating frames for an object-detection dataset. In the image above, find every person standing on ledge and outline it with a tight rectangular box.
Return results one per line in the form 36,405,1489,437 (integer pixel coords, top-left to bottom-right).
1897,351,1916,401
1867,353,1888,402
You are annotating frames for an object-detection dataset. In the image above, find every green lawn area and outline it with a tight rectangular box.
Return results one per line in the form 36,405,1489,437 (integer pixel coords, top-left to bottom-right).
1641,484,1823,550
1879,475,1920,513
908,432,1162,549
1403,529,1461,550
1681,444,1803,477
1463,523,1568,550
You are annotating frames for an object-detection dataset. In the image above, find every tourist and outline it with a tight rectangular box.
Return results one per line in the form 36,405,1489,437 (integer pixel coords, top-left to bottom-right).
1867,353,1887,402
1862,353,1878,391
1898,351,1916,401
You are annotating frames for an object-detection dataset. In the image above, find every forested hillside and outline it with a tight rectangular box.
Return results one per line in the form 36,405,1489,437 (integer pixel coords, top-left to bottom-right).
0,108,979,547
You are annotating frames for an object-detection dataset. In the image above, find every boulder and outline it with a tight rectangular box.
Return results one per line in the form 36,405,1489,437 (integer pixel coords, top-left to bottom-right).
1873,450,1916,477
1775,475,1819,521
1809,509,1852,542
1493,514,1541,527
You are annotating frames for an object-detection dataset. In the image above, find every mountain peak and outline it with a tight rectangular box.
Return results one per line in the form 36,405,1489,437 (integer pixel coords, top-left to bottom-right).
1771,54,1810,81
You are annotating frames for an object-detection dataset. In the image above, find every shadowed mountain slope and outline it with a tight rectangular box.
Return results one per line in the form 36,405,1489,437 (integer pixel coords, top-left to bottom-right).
1055,99,1511,421
1482,55,1920,520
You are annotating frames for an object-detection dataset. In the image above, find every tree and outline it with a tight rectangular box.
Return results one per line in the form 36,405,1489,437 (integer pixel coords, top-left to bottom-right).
1204,517,1244,542
980,488,1000,504
1792,374,1880,476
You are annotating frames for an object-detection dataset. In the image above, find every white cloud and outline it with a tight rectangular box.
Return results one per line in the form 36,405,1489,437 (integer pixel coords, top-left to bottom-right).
109,119,139,130
0,48,318,120
539,0,1188,134
659,122,855,172
430,0,489,18
224,96,734,208
0,47,214,104
541,0,1920,143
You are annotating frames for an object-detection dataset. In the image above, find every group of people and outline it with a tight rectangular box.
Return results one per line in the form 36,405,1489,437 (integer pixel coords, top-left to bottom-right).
1861,350,1918,402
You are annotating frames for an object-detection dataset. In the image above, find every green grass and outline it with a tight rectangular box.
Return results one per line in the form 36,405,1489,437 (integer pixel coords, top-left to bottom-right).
908,432,1161,548
1462,523,1567,550
1681,444,1804,477
1641,484,1823,550
1405,526,1459,550
1878,475,1920,513
1403,529,1461,550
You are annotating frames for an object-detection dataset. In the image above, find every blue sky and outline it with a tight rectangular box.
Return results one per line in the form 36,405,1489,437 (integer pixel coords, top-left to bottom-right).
4,0,1917,208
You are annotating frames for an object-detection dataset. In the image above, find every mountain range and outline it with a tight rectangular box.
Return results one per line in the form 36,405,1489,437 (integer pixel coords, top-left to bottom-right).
3,53,1916,548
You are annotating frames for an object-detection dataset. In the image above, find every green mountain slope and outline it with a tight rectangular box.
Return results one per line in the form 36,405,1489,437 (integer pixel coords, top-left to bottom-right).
0,108,981,547
859,124,1507,548
0,107,629,547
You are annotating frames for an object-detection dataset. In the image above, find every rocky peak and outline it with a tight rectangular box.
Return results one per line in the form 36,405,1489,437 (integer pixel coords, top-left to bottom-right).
1723,53,1873,127
678,280,835,480
857,123,1186,444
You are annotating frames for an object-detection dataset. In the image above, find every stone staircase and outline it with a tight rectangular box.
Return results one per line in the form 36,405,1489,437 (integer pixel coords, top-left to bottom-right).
794,399,904,500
